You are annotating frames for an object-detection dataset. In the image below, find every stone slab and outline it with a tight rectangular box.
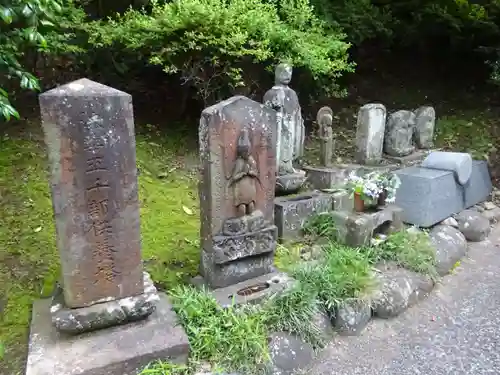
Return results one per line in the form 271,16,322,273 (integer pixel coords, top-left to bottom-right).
464,160,492,208
384,149,430,164
274,192,333,241
304,164,398,189
25,293,189,375
395,166,463,227
192,272,293,308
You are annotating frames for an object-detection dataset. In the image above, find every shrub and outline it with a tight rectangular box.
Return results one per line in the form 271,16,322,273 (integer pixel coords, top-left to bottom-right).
85,0,354,105
0,0,86,120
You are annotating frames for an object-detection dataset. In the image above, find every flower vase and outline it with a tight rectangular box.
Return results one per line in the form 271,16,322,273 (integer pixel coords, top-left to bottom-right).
378,189,388,207
354,193,365,212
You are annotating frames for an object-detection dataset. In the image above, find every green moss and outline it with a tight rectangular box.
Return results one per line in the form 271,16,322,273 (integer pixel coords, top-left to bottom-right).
0,129,200,373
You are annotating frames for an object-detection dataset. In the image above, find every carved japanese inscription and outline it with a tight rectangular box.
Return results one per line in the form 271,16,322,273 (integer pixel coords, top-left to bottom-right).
40,78,143,308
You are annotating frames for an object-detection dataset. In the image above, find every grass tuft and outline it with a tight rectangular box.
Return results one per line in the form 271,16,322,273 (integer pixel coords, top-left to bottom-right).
169,285,270,374
292,243,376,311
262,282,325,348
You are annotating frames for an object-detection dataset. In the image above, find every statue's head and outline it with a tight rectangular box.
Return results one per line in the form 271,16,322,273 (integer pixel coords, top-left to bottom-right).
275,63,293,85
317,106,334,127
237,127,251,159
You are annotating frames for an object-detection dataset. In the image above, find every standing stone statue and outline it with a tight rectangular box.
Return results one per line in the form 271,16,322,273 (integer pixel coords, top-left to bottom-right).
414,106,435,149
317,106,334,167
26,78,188,375
355,103,387,164
198,96,278,289
263,63,306,193
384,110,416,157
229,127,261,216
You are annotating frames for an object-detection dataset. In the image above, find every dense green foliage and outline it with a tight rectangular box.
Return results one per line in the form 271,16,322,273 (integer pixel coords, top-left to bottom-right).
1,0,500,119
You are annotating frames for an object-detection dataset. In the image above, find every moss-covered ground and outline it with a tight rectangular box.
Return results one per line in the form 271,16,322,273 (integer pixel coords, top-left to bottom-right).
0,124,200,374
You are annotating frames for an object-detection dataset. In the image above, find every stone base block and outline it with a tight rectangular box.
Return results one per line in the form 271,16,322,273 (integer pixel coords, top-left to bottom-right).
329,205,403,247
200,249,276,289
331,190,353,212
304,164,397,189
192,272,293,308
384,149,430,164
274,192,332,241
464,160,492,208
395,166,464,227
26,293,189,375
51,272,159,334
276,171,307,195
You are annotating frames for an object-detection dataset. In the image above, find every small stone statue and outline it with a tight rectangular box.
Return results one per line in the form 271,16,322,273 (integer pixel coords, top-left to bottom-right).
228,128,261,217
263,63,305,174
384,110,416,157
317,106,334,167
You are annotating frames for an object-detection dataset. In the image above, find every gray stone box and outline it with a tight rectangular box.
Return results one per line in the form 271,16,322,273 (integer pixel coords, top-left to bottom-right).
274,192,332,241
464,160,492,208
395,167,463,227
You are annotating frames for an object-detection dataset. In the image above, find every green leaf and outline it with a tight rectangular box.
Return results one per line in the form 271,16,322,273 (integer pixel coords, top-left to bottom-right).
0,6,13,24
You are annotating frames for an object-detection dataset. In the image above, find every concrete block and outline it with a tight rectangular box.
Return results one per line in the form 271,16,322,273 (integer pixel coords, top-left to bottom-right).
274,192,332,241
464,160,492,208
25,294,189,375
331,190,353,212
395,166,463,227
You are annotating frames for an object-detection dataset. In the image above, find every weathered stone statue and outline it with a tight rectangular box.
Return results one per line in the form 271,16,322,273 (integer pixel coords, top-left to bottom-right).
384,110,416,157
198,96,278,289
263,63,306,194
414,106,435,149
229,128,261,216
355,103,387,164
317,106,334,167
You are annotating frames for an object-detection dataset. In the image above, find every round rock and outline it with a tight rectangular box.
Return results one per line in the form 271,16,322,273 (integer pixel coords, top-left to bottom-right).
268,332,315,375
429,224,467,276
455,209,491,242
333,299,371,336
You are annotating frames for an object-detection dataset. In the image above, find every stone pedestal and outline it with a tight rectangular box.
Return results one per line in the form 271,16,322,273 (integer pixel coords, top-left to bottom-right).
274,192,333,241
26,294,189,375
276,170,307,195
329,205,404,247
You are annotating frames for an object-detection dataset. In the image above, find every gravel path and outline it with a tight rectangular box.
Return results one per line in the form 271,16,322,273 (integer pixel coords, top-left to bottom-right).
307,224,500,375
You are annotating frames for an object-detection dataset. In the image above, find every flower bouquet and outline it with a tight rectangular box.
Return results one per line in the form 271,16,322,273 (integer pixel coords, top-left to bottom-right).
346,171,383,212
375,172,402,205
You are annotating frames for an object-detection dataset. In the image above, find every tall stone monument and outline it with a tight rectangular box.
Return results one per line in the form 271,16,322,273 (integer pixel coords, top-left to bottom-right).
414,106,436,149
26,78,189,375
264,63,307,195
197,96,287,304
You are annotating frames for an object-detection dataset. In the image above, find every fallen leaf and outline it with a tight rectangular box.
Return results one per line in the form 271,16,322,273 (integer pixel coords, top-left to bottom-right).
34,226,42,233
182,206,193,215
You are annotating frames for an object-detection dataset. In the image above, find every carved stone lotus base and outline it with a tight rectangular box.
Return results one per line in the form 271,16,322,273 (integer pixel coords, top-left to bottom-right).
276,170,307,195
50,272,159,334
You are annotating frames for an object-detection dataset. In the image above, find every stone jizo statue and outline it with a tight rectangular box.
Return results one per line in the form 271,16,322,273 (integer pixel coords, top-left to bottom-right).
317,106,334,167
263,63,305,175
384,110,416,157
228,128,261,217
